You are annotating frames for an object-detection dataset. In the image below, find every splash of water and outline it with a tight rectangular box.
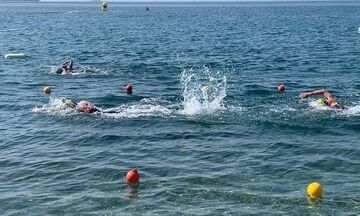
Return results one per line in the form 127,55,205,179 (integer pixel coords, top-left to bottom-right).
101,103,172,119
179,66,227,116
308,100,360,116
308,100,334,111
32,97,76,116
342,105,360,116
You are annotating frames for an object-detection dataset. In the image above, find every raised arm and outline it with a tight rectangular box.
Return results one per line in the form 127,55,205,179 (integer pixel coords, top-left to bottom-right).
299,89,330,99
68,60,74,70
299,89,344,109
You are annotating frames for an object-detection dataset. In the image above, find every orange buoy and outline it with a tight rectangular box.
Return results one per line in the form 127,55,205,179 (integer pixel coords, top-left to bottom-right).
125,83,133,94
277,84,285,92
125,169,139,184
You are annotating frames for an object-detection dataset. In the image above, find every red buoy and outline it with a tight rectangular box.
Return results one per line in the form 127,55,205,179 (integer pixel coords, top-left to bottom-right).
277,84,285,92
125,83,133,94
125,169,139,184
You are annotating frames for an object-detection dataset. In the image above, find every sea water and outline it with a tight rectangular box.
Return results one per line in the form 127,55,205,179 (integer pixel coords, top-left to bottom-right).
1,1,360,215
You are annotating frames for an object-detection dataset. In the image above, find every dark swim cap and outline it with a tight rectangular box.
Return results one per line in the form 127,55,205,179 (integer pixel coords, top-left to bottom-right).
56,68,63,74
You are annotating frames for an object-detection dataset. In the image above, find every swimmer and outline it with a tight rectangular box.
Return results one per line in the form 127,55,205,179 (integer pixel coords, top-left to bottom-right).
299,89,345,109
62,98,122,114
63,98,99,113
56,60,74,74
201,85,209,93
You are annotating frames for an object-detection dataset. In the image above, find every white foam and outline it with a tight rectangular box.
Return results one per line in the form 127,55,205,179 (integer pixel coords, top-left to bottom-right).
32,97,172,119
65,10,81,14
308,100,334,111
341,105,360,116
269,105,296,113
179,67,227,116
32,97,76,116
307,100,360,116
0,29,19,32
4,53,27,59
100,104,172,119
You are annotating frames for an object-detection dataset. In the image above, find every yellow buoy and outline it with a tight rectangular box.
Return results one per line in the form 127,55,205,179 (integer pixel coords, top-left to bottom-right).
43,86,51,95
307,182,323,198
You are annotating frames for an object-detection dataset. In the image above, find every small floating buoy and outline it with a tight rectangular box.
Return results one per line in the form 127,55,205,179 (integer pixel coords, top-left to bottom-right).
307,182,323,199
43,86,51,95
125,83,133,94
4,53,27,59
277,84,285,92
125,169,140,184
102,1,107,11
146,6,149,11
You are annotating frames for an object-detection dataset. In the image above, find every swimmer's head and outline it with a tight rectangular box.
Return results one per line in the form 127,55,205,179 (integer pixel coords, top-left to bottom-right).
76,100,96,113
56,68,63,74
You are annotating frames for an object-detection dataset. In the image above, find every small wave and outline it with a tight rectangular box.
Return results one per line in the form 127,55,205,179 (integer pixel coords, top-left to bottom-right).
269,105,297,113
341,105,360,116
65,11,81,14
0,29,19,32
100,104,172,119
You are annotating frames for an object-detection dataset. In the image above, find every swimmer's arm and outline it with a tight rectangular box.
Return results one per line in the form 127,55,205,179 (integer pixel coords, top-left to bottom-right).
299,89,329,99
311,89,336,102
69,60,74,69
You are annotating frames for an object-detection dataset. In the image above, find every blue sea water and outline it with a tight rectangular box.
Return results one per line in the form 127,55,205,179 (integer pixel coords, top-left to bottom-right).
1,1,360,215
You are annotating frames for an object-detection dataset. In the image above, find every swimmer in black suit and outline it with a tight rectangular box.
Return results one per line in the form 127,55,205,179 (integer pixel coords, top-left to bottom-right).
56,60,74,74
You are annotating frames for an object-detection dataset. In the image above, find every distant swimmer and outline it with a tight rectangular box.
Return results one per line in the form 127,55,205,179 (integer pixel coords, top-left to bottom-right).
56,60,74,74
63,98,99,113
299,89,345,109
201,85,209,93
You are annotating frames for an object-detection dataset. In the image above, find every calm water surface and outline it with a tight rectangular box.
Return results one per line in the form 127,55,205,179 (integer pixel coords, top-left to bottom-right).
1,1,360,215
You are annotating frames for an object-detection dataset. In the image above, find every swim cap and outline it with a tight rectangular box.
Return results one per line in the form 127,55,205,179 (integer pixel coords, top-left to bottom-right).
316,98,326,105
56,68,63,74
76,100,96,113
